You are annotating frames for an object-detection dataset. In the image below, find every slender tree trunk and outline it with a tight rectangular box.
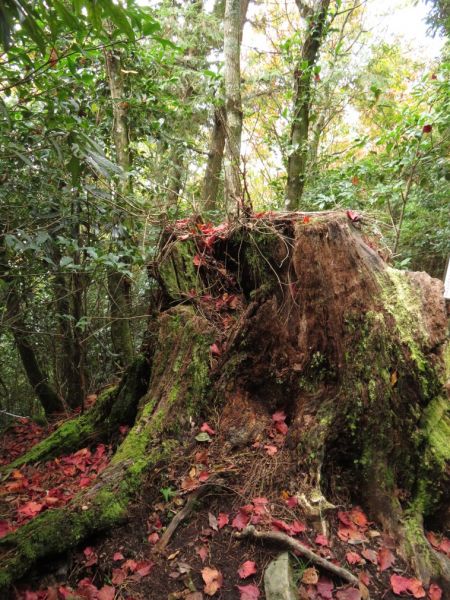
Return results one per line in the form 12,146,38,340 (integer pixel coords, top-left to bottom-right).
202,106,227,210
201,0,249,211
52,269,84,410
223,0,244,211
285,0,330,210
5,288,63,416
105,48,134,368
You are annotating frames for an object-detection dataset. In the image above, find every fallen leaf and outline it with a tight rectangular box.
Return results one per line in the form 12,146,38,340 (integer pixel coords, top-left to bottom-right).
135,560,154,577
238,560,257,579
346,551,363,565
17,501,44,518
97,585,115,600
196,545,208,563
210,343,221,356
208,512,218,531
195,432,212,443
0,520,12,538
111,568,126,585
271,411,286,422
350,507,368,528
217,512,229,529
347,210,360,222
201,422,216,435
291,520,306,534
317,577,334,599
428,583,442,600
286,495,298,508
237,584,260,600
391,574,425,598
315,534,330,547
271,519,292,534
232,510,250,530
377,546,395,571
202,567,223,596
361,548,377,564
302,567,319,584
275,421,288,435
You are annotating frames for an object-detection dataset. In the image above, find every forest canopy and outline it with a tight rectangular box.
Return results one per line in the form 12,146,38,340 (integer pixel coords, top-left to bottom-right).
0,0,448,438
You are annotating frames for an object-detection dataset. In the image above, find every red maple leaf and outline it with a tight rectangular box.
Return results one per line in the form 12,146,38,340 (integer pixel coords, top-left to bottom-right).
428,583,442,600
291,520,306,534
238,560,257,579
232,510,250,530
200,422,216,435
237,584,260,600
217,512,229,529
378,546,395,571
346,210,360,223
390,574,425,598
315,534,330,547
271,411,286,422
18,501,44,518
271,519,292,534
346,551,363,565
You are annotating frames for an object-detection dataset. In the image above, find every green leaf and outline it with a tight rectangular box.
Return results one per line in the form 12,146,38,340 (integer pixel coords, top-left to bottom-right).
59,256,74,267
195,432,212,443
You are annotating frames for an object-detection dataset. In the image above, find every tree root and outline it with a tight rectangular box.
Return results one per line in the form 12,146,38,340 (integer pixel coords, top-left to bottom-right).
2,355,150,475
154,482,218,554
235,525,359,586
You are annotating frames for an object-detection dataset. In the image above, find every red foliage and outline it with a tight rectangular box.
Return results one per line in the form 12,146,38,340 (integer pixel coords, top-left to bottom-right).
0,443,112,533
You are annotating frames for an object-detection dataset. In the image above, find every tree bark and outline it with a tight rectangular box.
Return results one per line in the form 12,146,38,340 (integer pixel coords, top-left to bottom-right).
104,48,135,368
223,0,244,211
5,287,63,416
285,0,330,210
201,0,249,211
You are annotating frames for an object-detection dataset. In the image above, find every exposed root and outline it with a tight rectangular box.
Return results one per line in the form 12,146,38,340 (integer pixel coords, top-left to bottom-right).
235,525,361,588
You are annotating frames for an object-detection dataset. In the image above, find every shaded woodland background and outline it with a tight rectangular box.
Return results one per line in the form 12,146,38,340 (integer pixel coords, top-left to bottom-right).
0,0,449,421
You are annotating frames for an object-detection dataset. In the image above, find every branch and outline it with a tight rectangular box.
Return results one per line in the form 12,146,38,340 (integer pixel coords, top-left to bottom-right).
235,525,360,587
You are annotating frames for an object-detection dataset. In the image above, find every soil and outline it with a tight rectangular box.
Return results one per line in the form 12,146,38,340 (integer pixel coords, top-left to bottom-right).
9,425,439,600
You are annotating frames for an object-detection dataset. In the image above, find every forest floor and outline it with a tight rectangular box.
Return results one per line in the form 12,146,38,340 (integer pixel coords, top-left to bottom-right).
2,414,448,600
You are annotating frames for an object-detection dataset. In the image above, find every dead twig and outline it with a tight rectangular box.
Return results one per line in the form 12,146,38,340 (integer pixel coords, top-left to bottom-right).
153,483,213,554
235,525,359,586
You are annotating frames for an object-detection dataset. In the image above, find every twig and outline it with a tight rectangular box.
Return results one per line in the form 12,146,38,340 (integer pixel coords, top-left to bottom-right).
235,525,359,586
153,484,212,554
0,408,28,419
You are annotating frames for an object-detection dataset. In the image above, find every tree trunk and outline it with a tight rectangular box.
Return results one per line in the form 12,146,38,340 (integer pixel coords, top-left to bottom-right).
104,48,135,368
201,0,249,211
285,0,330,210
223,0,244,212
202,106,226,210
5,287,63,417
1,212,449,594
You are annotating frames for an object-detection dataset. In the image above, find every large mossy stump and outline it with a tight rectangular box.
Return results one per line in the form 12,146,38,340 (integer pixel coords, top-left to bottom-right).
0,212,449,593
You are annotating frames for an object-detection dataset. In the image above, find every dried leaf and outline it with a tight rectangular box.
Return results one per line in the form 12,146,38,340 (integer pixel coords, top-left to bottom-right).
302,567,319,585
428,583,443,600
377,546,395,571
217,512,229,529
361,548,377,564
237,584,260,600
238,560,257,579
208,512,218,531
202,567,223,596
